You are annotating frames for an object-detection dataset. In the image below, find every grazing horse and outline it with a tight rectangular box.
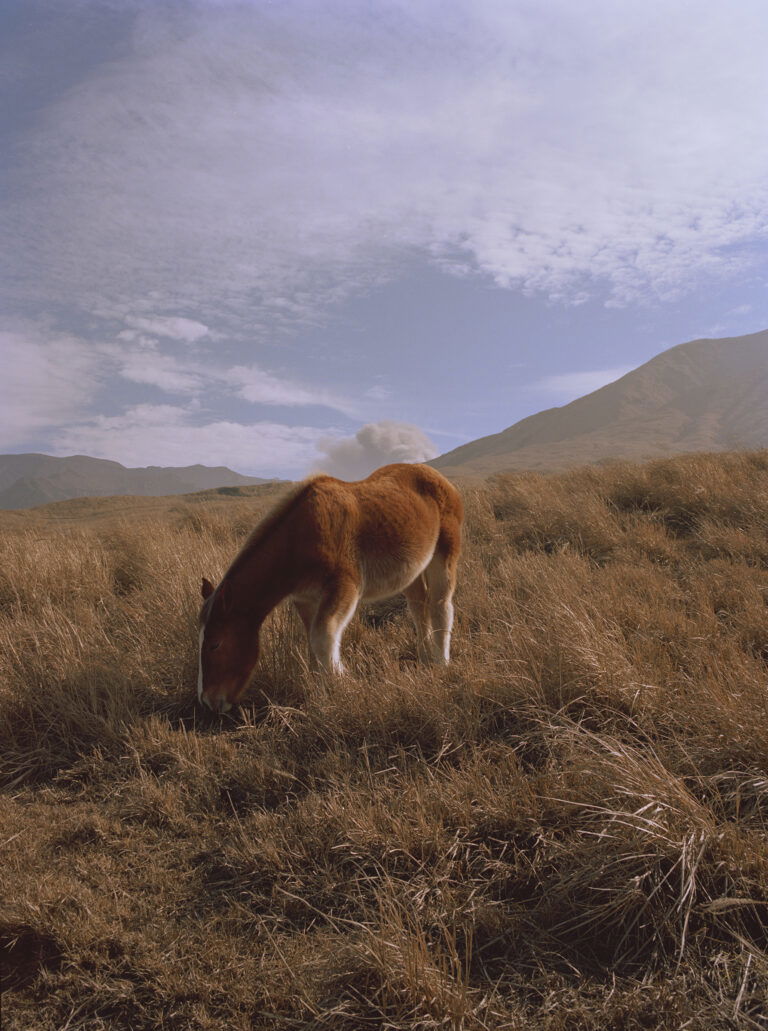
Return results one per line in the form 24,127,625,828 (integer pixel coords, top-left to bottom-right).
197,463,463,712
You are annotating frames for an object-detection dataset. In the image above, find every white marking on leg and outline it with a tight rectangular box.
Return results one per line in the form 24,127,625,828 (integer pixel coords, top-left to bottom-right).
312,625,346,673
442,599,454,663
424,550,456,666
330,626,346,674
430,599,454,665
332,591,359,673
311,590,358,674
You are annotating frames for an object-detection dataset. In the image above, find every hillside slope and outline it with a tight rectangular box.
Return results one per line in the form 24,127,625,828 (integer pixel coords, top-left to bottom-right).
433,329,768,475
0,453,271,509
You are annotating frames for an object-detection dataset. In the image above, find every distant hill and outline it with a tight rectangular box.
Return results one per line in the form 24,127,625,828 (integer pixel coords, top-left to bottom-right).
0,481,291,532
0,453,273,510
432,329,768,476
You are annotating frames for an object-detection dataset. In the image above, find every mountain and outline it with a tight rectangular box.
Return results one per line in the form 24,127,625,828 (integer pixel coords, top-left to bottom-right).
0,454,272,510
432,329,768,477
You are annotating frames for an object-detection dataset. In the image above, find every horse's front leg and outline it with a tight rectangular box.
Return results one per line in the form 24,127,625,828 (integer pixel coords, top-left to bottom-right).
309,578,360,674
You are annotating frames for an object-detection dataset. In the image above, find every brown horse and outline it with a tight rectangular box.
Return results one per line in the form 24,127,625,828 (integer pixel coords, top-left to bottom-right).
197,463,463,712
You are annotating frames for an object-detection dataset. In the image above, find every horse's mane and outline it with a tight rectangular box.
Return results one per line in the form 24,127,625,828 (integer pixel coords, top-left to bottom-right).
224,478,319,580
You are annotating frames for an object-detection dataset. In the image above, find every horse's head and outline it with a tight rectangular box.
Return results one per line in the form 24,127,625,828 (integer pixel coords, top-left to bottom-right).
197,577,260,713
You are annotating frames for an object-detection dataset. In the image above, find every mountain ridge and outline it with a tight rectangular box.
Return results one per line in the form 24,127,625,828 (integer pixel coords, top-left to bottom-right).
432,329,768,476
0,453,273,510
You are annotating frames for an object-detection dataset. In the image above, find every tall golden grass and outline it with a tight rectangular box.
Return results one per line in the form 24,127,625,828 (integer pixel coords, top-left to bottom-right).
2,451,767,1029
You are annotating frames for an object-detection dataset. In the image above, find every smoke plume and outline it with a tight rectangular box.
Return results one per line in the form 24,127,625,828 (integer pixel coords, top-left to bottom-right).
314,421,437,480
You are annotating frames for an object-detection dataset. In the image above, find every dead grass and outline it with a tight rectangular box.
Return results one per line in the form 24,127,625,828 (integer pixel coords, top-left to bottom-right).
1,450,767,1029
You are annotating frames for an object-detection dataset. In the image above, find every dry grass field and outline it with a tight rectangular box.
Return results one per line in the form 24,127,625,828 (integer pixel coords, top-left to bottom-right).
2,452,768,1029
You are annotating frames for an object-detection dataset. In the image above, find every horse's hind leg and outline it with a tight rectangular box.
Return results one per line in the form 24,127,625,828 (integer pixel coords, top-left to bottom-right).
425,532,459,665
310,578,360,674
403,574,432,663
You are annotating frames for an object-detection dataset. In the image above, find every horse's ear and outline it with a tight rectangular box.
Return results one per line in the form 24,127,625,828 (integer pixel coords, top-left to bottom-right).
218,580,231,613
201,577,215,600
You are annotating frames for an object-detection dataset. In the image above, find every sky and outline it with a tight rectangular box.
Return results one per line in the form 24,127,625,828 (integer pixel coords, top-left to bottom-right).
2,0,768,478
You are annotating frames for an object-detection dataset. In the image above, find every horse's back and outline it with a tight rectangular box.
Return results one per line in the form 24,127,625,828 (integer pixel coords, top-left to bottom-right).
290,464,461,599
366,462,461,506
306,463,461,538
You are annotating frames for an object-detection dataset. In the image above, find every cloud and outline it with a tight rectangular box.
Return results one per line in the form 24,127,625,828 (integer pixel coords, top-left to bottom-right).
107,335,358,414
4,0,768,329
533,366,635,400
53,404,326,477
125,316,210,342
226,364,358,416
0,318,359,466
114,339,207,394
0,325,101,447
313,421,437,480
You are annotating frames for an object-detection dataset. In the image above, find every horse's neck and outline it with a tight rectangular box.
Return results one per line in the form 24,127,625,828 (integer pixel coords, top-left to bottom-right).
229,535,295,622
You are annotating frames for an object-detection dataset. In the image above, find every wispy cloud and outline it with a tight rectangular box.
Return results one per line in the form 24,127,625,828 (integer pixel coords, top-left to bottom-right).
107,336,358,415
533,366,635,400
113,339,207,394
124,316,211,342
0,325,101,447
226,365,358,416
53,404,329,477
4,0,768,329
0,319,359,455
110,333,358,414
364,385,392,402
